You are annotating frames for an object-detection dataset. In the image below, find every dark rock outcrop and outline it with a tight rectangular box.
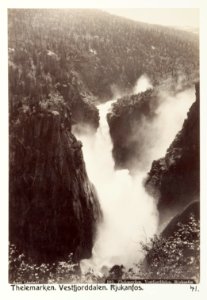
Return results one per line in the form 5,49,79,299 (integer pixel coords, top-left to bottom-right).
145,83,199,222
162,201,199,238
9,94,102,263
107,89,159,170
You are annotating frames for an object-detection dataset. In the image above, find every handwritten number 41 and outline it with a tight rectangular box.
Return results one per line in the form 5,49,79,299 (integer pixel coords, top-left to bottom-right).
190,285,199,292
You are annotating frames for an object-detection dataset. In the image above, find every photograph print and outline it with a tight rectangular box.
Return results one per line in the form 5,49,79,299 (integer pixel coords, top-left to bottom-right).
8,8,200,284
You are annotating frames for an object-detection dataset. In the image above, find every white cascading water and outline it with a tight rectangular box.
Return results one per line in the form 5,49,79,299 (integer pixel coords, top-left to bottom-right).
73,76,195,274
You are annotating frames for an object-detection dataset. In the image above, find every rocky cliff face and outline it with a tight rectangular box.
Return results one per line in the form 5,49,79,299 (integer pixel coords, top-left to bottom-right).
107,89,159,170
9,94,102,263
145,83,199,222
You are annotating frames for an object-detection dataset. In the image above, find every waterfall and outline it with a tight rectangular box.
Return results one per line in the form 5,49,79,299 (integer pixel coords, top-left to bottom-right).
73,101,158,273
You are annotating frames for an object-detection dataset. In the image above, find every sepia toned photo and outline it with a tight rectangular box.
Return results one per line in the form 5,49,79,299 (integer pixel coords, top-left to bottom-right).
8,8,200,285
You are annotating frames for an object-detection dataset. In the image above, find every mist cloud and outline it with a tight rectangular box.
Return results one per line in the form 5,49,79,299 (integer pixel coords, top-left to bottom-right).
133,74,153,94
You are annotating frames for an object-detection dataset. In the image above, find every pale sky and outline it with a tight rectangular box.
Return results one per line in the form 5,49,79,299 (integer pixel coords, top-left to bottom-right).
104,8,199,28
